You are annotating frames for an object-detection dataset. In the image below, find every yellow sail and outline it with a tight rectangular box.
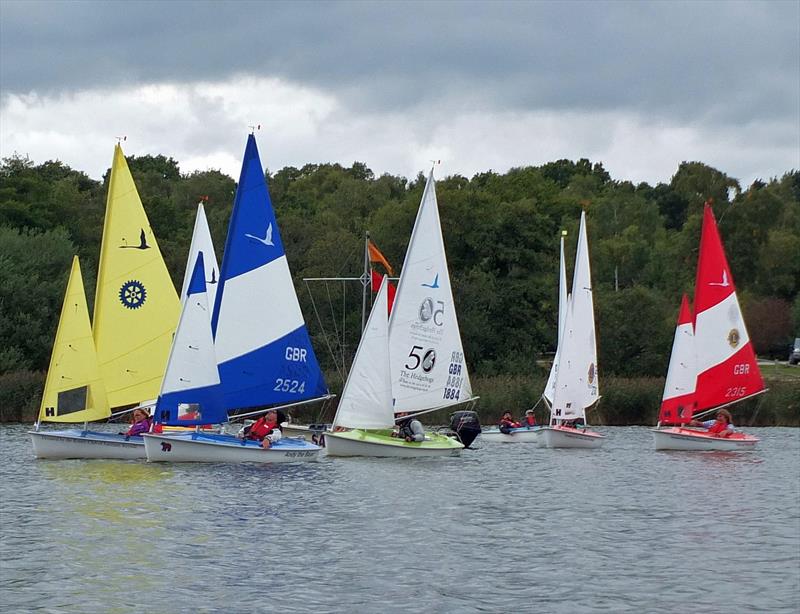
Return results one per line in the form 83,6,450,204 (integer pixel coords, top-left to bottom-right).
93,144,180,407
38,257,110,423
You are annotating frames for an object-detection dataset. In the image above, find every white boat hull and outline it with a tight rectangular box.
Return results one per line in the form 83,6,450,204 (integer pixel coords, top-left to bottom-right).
537,426,605,449
30,429,146,460
479,427,541,443
325,430,463,458
652,427,759,451
143,433,320,463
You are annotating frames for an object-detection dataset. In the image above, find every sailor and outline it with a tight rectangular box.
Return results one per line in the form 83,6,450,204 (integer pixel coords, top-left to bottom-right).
240,409,285,448
522,409,537,428
690,408,734,438
392,412,425,442
498,411,521,434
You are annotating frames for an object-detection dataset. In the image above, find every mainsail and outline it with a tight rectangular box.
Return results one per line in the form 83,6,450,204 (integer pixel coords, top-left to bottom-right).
550,211,599,422
179,202,219,308
211,134,327,410
93,144,180,407
388,170,473,414
38,257,110,423
154,253,225,426
544,231,568,404
693,203,764,412
332,275,394,430
658,294,697,425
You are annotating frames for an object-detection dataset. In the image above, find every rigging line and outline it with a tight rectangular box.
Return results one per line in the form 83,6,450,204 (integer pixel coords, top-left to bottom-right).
324,280,345,384
342,279,347,374
304,280,345,383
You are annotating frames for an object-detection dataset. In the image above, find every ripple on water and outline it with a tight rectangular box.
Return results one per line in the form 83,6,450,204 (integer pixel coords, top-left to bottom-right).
0,425,798,613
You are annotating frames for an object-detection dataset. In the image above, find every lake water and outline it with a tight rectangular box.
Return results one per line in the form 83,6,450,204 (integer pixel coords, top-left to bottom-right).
1,425,798,613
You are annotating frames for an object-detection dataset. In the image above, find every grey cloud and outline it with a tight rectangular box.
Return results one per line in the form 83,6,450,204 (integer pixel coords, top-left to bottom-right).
1,1,798,127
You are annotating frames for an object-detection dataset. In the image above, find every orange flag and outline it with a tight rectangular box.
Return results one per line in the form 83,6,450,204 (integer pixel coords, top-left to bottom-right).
368,240,394,275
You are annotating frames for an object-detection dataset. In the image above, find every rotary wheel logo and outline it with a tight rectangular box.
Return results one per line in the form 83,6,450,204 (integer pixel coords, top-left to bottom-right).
119,280,147,309
727,328,740,348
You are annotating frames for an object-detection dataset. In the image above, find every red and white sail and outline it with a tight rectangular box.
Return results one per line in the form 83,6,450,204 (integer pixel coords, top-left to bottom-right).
658,294,696,425
692,203,764,412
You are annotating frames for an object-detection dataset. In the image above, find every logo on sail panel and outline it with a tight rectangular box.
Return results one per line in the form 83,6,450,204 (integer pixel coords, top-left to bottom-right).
119,280,146,309
727,328,740,348
421,273,440,288
119,228,151,250
422,349,436,373
419,298,434,322
588,363,595,384
245,223,274,246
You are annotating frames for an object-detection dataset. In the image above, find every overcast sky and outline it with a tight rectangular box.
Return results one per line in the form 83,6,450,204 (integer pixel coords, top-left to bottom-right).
1,0,798,187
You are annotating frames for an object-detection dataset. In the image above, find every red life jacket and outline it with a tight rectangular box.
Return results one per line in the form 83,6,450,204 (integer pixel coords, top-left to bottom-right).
707,420,728,434
247,417,278,440
523,416,536,427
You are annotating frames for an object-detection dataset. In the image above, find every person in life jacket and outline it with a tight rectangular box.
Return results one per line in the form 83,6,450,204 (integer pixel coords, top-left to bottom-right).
521,409,537,428
690,408,734,438
391,412,425,442
122,408,151,437
498,411,522,434
240,409,285,448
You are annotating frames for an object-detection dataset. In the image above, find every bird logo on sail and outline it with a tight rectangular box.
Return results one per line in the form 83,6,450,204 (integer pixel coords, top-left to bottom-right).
727,328,740,348
207,269,217,285
421,273,440,288
709,270,730,287
119,280,147,309
245,223,274,246
119,228,151,250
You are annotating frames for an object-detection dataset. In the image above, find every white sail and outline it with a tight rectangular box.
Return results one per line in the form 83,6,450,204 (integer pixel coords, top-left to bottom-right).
550,212,599,422
179,203,219,308
389,170,473,414
544,232,568,404
332,276,394,429
156,253,225,425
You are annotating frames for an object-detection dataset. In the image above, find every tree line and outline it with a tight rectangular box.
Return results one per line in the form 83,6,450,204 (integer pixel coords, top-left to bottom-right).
1,152,798,422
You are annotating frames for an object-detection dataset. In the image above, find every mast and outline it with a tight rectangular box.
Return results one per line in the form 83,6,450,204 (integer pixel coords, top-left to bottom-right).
362,231,370,333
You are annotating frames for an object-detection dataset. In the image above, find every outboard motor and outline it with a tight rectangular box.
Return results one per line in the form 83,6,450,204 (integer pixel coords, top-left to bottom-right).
449,410,481,448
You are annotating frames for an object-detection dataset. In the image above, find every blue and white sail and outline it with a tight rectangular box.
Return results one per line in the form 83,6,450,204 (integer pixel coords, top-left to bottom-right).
155,252,226,426
180,202,219,308
211,134,328,410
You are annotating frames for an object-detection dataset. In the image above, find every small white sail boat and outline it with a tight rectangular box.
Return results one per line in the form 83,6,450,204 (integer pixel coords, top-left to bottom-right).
653,204,764,451
143,253,320,463
537,212,605,449
144,133,326,462
325,170,472,457
28,257,141,459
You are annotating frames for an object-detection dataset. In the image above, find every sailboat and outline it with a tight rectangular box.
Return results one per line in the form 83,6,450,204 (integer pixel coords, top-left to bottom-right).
29,257,143,459
480,232,569,444
537,212,605,448
31,142,180,459
144,133,327,462
93,143,180,409
652,203,764,451
325,170,472,457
